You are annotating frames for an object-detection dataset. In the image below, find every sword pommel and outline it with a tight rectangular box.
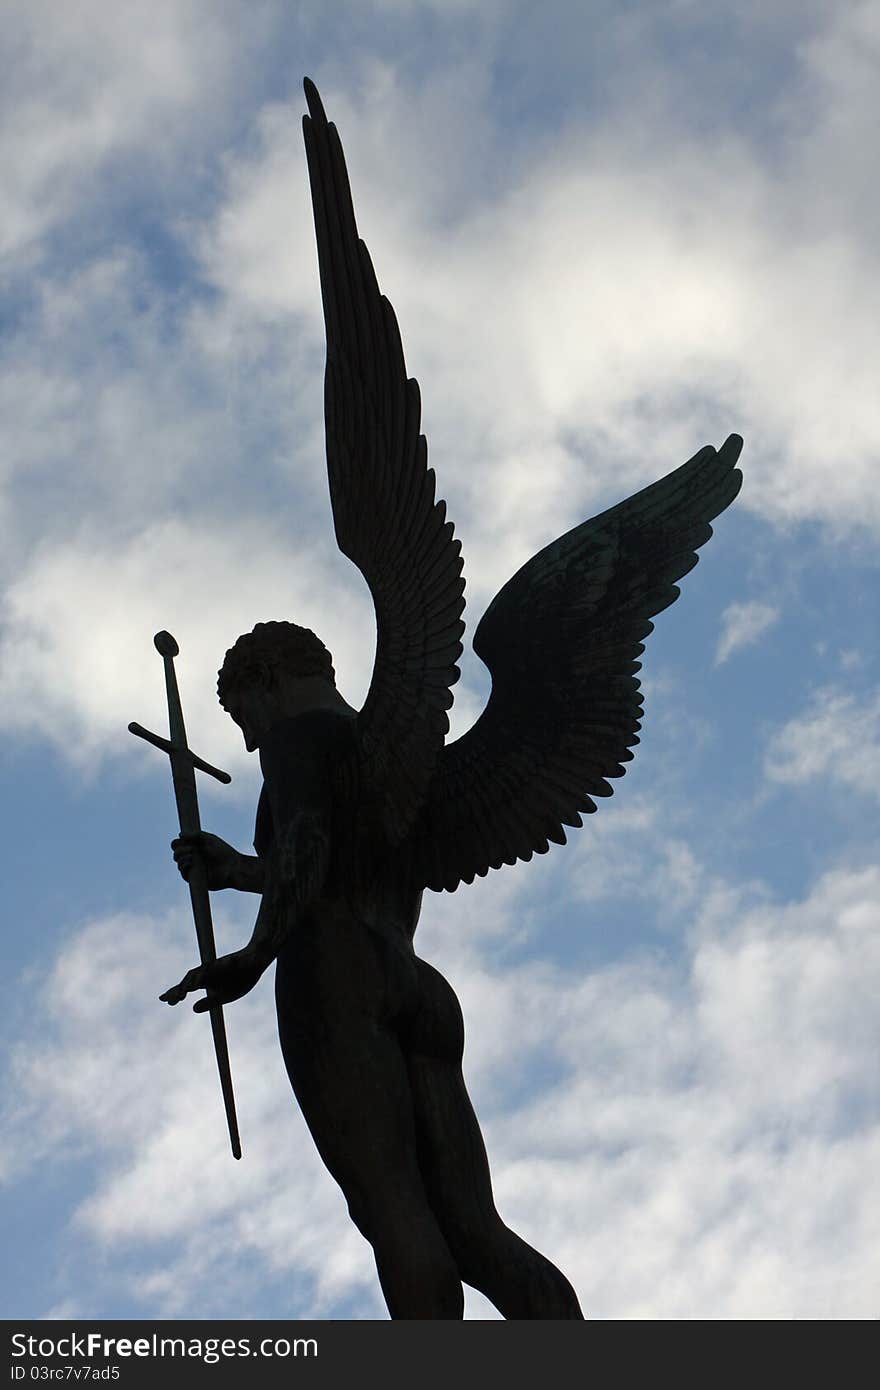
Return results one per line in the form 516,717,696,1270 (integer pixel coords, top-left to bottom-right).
154,630,179,657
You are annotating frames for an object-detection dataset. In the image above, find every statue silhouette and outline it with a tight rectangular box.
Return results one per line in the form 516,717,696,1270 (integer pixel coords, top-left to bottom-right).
160,78,743,1319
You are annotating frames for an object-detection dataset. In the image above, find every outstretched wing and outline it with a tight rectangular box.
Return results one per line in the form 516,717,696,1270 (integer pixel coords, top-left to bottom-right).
303,78,465,843
408,435,744,893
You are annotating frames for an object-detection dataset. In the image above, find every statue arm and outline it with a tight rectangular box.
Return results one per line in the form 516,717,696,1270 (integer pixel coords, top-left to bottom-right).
244,716,335,967
161,720,335,1009
171,832,266,893
229,854,266,894
242,816,330,968
242,890,285,970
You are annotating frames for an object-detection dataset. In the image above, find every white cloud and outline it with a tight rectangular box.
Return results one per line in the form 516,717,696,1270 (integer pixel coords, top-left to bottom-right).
1,906,379,1317
0,247,326,577
1,5,878,776
785,0,880,239
192,21,880,568
0,515,379,785
0,0,243,262
452,864,880,1319
557,794,706,924
715,600,781,664
2,0,878,1326
5,859,877,1318
764,686,880,799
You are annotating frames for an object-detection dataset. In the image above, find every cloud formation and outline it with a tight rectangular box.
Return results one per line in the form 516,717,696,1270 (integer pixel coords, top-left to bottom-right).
764,686,880,799
5,855,877,1319
3,0,877,1324
715,600,781,664
3,3,878,778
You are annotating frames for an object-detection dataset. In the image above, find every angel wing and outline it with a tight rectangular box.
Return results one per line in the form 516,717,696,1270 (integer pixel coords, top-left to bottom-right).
407,435,744,893
302,79,465,844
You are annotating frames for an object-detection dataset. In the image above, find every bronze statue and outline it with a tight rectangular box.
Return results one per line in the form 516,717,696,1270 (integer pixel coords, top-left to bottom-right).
157,78,743,1319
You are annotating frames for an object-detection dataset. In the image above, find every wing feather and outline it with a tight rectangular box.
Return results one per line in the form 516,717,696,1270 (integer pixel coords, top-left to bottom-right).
303,79,465,842
407,435,743,893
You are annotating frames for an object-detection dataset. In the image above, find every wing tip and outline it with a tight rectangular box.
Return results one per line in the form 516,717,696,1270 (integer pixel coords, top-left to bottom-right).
720,433,744,494
303,76,327,125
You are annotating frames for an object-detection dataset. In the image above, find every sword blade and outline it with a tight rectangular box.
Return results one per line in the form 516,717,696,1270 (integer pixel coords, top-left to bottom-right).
207,1003,242,1161
185,853,242,1161
130,634,242,1160
153,633,242,1161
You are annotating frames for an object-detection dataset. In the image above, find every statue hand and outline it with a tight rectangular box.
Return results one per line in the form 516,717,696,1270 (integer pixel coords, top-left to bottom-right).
171,832,241,890
160,947,266,1011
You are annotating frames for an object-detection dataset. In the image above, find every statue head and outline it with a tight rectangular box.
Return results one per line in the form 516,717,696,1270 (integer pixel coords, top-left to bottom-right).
217,621,336,749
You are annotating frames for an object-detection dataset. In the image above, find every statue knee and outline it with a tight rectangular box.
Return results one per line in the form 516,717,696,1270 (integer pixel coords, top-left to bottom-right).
344,1189,375,1243
353,1192,464,1318
380,1240,463,1319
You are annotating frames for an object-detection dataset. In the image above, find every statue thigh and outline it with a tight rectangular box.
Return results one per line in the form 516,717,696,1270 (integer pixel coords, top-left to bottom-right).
404,959,585,1318
403,959,504,1255
274,934,581,1316
273,927,457,1245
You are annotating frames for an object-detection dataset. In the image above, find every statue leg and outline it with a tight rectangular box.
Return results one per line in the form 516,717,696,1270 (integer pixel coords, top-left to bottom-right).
405,958,584,1319
275,952,464,1319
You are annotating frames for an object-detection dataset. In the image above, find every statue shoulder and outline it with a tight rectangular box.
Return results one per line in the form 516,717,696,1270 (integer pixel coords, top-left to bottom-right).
259,708,357,779
254,709,358,856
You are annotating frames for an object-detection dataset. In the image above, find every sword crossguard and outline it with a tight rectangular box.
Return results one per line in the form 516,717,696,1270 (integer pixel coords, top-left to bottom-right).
128,722,232,783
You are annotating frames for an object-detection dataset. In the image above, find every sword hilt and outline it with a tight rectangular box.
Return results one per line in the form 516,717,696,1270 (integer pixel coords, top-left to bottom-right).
155,630,190,758
129,631,232,798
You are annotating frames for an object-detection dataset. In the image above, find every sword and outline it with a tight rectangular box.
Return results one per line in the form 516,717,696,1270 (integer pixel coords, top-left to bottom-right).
129,630,242,1160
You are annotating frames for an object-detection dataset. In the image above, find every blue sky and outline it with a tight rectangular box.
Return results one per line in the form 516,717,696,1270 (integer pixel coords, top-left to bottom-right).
1,0,877,1320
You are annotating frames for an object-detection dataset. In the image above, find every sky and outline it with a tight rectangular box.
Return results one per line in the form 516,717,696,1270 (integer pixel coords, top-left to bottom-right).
1,0,877,1321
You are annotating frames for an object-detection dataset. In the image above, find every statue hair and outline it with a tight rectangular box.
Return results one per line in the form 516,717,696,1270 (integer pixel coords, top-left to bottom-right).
217,621,335,706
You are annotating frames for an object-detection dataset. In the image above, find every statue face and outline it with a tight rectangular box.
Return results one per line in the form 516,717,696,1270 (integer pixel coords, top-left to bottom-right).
223,671,338,750
223,685,278,751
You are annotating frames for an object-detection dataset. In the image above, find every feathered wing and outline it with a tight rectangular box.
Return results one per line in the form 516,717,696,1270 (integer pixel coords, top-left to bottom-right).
408,435,744,893
302,78,465,843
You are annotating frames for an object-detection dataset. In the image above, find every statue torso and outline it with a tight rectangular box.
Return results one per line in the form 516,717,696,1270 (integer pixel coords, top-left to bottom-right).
253,708,423,946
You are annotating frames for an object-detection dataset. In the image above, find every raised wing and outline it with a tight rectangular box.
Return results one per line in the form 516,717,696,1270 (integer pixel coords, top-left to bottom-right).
407,435,744,893
303,78,465,843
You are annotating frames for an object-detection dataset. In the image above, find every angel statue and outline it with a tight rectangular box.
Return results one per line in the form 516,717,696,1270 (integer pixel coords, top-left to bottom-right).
160,78,743,1320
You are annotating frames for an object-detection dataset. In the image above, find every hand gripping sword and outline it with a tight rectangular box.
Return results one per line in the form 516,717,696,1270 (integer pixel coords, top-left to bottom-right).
129,631,242,1160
